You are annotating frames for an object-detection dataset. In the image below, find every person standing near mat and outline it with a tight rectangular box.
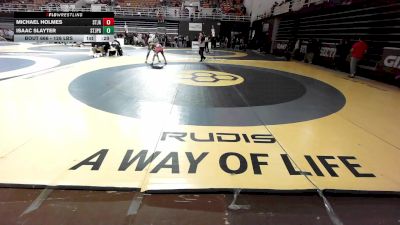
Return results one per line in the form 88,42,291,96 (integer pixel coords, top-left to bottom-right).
151,43,167,66
349,39,368,78
145,34,160,64
198,32,206,62
304,39,318,64
205,35,210,53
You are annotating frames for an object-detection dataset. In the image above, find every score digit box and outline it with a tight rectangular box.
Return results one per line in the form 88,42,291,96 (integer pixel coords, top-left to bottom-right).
103,26,114,35
102,18,115,26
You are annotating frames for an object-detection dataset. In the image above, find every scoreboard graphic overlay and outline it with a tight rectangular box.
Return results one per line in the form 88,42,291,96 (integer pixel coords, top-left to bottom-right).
14,12,114,43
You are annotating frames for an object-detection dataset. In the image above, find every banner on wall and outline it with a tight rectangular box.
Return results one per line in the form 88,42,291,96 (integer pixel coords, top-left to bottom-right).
297,40,308,59
191,41,199,49
273,40,288,55
319,42,338,65
262,23,270,33
189,23,202,32
381,47,400,74
90,4,102,12
319,42,337,59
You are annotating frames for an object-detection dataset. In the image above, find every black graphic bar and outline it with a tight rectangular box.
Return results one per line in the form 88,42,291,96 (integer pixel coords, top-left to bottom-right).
14,18,105,26
14,26,104,35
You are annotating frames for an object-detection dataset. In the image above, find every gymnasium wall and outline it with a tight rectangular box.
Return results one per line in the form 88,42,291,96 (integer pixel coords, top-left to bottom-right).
272,1,400,81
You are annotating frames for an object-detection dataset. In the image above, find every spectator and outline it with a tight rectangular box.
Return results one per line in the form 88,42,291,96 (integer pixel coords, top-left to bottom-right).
173,35,178,48
92,44,105,57
211,36,217,49
292,39,300,59
285,39,296,61
335,39,350,72
240,37,246,51
205,35,210,53
185,35,190,48
198,32,206,62
146,34,160,64
180,35,184,47
349,39,368,78
304,39,319,64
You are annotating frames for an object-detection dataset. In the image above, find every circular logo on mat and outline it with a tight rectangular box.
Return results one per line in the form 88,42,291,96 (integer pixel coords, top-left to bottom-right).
69,63,346,126
178,70,244,87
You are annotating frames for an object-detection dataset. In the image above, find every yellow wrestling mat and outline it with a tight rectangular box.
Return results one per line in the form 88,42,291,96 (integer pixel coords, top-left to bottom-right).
0,45,399,193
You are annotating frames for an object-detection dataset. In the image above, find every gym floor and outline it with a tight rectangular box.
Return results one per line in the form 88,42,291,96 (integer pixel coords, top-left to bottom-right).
0,43,399,225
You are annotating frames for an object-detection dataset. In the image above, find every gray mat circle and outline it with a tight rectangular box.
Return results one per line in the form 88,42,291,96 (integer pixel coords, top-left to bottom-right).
69,63,346,126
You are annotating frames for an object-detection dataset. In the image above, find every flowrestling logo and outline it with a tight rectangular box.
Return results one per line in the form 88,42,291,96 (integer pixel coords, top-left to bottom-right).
46,12,83,18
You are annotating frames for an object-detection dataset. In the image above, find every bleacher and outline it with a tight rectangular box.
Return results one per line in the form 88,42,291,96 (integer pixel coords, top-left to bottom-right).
0,0,250,21
123,0,186,8
273,0,400,81
127,0,160,8
201,0,211,8
199,0,242,15
114,19,179,34
220,0,233,13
